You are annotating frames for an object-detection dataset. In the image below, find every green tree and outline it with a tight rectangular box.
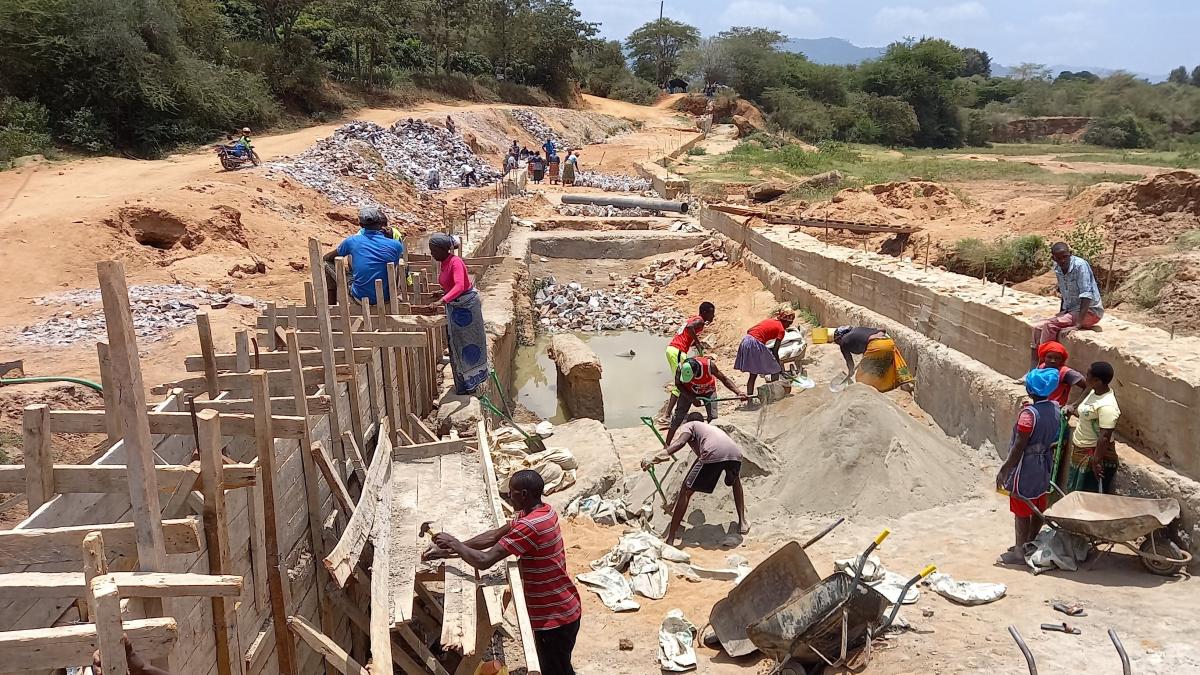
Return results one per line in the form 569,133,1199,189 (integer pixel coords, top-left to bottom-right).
1083,113,1151,148
856,38,965,147
1168,66,1189,85
624,18,699,84
709,27,787,101
863,95,918,146
1191,65,1200,87
959,47,991,78
1010,62,1052,81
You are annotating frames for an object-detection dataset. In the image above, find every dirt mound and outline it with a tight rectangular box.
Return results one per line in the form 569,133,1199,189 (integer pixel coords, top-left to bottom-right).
991,116,1091,143
758,384,977,518
671,95,710,116
805,180,966,224
103,205,249,252
1062,171,1200,248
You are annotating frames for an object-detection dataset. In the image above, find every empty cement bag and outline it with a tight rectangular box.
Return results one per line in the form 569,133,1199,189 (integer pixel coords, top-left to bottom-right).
577,567,639,612
926,572,1006,606
630,554,669,600
657,609,698,672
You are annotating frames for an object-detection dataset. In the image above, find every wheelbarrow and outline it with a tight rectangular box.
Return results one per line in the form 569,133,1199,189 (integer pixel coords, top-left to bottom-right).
1016,487,1192,575
746,530,937,673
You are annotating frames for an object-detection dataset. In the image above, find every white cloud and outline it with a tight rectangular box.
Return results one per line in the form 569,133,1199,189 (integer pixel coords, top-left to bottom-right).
1040,11,1091,32
874,2,989,30
718,1,822,32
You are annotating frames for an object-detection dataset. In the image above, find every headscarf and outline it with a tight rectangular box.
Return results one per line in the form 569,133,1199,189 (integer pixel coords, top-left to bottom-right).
359,205,388,229
771,308,796,324
833,326,853,343
1037,341,1068,364
429,232,455,252
1024,367,1061,399
678,358,699,383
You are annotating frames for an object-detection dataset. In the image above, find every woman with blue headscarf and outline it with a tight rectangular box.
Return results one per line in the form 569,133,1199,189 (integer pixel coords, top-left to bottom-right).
428,233,488,395
996,367,1061,566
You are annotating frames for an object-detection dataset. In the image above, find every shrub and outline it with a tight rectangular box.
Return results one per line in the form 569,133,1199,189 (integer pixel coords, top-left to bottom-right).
944,235,1050,282
1174,229,1200,250
57,108,113,153
686,146,707,156
608,75,660,105
0,97,53,164
448,52,493,77
1114,260,1175,308
1084,113,1151,149
1053,219,1106,262
497,82,555,106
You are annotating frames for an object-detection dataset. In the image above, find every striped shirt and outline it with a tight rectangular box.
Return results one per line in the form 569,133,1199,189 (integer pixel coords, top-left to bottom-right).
497,503,581,630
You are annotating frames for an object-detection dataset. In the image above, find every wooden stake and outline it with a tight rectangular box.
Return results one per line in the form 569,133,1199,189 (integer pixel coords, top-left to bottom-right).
250,370,298,675
196,312,221,398
368,475,393,674
335,257,366,451
308,238,346,463
22,404,53,512
266,302,279,351
1105,238,1118,295
195,409,242,675
311,441,356,520
79,531,108,623
359,297,380,424
288,616,369,675
88,575,129,675
96,342,123,444
96,261,168,572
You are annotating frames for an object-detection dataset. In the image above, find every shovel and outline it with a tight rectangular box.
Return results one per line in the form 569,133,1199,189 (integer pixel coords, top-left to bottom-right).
638,416,673,508
477,394,548,453
829,373,854,392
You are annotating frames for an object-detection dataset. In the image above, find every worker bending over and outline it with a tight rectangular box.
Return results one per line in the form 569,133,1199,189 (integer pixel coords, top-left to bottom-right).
643,413,749,545
665,356,744,446
663,302,716,423
423,470,582,674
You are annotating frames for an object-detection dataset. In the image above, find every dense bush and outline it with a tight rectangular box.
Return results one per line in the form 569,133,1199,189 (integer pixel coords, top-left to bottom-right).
944,235,1050,282
1084,113,1152,148
0,97,53,163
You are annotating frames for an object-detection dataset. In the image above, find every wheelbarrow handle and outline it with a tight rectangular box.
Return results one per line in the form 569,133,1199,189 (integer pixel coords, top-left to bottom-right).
848,529,891,589
1008,626,1039,675
1109,628,1130,675
873,565,936,636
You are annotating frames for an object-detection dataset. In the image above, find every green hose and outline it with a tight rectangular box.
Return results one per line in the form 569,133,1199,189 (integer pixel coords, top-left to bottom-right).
0,376,103,393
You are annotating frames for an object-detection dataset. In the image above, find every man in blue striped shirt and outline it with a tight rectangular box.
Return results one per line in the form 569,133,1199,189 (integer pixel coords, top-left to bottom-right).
1029,242,1103,369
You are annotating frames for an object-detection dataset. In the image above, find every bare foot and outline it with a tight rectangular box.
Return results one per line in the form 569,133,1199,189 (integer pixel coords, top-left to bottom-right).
739,521,751,535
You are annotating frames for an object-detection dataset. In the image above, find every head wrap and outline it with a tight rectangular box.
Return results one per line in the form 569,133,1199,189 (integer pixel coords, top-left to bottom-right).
1025,367,1061,398
450,235,461,250
678,358,698,383
358,205,388,229
833,326,852,342
1037,341,1068,364
772,308,796,324
429,233,455,251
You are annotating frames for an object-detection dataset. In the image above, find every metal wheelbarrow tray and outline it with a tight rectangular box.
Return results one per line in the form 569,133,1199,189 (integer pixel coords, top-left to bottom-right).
1034,491,1192,575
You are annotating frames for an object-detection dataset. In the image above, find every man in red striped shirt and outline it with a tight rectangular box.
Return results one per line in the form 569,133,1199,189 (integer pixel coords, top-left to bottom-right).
424,470,582,674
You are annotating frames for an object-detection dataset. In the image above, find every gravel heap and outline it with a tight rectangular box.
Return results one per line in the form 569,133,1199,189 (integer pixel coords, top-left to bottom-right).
555,204,655,217
266,119,499,218
16,285,258,346
571,171,653,193
625,238,730,293
511,109,570,149
535,280,683,334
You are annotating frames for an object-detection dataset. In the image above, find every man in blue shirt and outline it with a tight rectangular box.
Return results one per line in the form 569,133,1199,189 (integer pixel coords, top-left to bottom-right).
1028,241,1104,369
542,137,556,159
323,205,404,306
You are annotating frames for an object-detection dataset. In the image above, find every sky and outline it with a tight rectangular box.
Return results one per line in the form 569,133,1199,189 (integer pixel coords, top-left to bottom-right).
579,0,1200,76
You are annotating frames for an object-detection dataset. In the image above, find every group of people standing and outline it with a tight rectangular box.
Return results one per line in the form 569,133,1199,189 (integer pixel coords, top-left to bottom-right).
507,138,578,186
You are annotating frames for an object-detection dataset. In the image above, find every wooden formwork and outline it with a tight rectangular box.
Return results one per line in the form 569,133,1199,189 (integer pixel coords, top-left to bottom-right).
0,240,539,675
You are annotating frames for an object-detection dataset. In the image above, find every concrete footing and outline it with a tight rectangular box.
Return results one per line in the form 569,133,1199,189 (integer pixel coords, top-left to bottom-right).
548,334,604,422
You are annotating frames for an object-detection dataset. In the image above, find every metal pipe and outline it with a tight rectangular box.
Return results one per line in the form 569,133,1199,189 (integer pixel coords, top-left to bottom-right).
559,193,689,213
1008,626,1038,675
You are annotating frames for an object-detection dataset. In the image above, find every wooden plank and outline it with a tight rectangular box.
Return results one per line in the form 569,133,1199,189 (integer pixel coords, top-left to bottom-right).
438,454,478,657
0,464,255,494
168,395,332,416
292,331,429,350
388,463,419,627
246,463,270,615
197,311,221,398
79,531,108,622
21,404,53,511
323,418,393,588
251,370,298,675
309,238,346,463
96,342,123,443
0,617,177,672
87,575,130,675
184,348,375,373
391,439,466,461
367,470,393,674
0,571,242,597
342,431,367,484
360,296,381,425
409,414,439,443
196,409,241,675
311,442,355,520
288,616,369,675
243,622,272,675
151,365,350,396
0,518,200,567
335,257,366,453
397,623,450,675
47,409,308,438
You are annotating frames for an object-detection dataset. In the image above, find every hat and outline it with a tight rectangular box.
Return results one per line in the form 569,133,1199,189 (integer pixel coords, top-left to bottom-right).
678,358,698,384
358,205,387,228
1024,367,1061,398
833,326,852,342
241,127,250,134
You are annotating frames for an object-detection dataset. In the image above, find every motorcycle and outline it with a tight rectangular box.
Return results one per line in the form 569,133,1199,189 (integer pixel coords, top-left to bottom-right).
214,141,260,170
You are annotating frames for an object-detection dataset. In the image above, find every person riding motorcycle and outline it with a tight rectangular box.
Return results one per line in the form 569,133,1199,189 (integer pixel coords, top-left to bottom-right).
234,128,253,157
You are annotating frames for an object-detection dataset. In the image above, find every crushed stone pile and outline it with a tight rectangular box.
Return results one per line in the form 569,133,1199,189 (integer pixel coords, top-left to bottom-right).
535,280,683,334
15,285,258,346
624,238,731,294
511,109,570,149
266,119,499,217
555,204,654,217
571,171,653,193
1062,170,1200,248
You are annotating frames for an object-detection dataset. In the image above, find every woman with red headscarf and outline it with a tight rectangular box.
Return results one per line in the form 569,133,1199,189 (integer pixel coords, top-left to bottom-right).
1037,341,1088,489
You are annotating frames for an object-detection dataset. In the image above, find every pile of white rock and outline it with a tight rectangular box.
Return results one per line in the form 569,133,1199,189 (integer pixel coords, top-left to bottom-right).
511,109,570,149
17,285,259,346
535,280,683,334
624,239,731,293
571,171,653,193
555,204,655,217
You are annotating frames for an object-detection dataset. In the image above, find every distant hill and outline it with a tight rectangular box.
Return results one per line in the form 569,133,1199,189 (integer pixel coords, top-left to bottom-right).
781,37,885,65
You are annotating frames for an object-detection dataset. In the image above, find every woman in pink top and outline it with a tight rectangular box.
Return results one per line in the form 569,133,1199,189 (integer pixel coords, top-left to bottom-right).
429,233,489,394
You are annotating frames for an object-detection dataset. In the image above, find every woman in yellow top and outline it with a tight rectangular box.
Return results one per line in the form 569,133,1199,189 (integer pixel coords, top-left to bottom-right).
1066,361,1120,493
831,326,914,392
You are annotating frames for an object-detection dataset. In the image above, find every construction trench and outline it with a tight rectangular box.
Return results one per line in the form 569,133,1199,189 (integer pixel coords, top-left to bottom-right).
3,118,1200,675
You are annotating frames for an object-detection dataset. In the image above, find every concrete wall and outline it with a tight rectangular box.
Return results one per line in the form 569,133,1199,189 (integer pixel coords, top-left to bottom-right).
635,161,689,199
702,207,1200,482
528,231,706,259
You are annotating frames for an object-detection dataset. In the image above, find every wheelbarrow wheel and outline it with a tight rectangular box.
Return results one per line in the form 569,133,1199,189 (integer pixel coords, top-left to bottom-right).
1139,534,1186,576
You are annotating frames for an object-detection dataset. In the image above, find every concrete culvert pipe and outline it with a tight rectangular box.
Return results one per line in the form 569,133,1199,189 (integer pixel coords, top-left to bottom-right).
560,194,689,213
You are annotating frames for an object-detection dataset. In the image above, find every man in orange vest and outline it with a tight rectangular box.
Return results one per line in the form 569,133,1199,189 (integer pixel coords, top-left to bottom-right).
664,355,744,446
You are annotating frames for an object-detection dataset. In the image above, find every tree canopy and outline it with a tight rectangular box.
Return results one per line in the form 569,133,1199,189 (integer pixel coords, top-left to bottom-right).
624,18,699,85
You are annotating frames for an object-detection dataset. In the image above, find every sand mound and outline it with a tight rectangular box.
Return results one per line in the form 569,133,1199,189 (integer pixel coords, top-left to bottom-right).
103,205,249,251
1060,170,1200,247
805,180,966,224
756,384,977,519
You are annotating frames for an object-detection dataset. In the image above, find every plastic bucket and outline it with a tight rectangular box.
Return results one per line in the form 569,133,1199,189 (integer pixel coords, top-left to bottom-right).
811,327,830,344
